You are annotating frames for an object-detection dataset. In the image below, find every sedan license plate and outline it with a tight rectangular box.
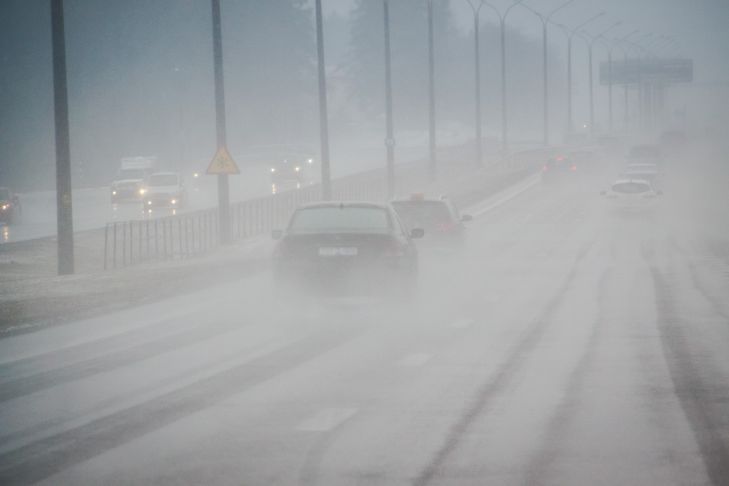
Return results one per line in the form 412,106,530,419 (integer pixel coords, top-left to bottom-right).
318,247,358,257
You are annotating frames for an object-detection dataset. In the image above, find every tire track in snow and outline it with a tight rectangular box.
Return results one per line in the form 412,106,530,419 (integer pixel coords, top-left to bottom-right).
415,239,596,485
650,266,729,486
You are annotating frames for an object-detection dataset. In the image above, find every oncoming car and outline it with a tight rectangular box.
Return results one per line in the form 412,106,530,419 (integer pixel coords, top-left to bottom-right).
143,172,186,210
0,187,21,224
601,179,663,209
270,157,314,193
390,194,471,247
271,201,423,297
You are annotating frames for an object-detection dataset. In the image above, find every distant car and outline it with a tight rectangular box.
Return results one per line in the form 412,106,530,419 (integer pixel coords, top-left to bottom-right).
143,172,186,210
660,130,687,151
541,155,580,182
627,144,663,169
390,194,471,247
628,144,662,160
0,187,21,224
621,163,661,186
111,156,156,204
270,157,314,193
601,178,662,209
272,201,422,297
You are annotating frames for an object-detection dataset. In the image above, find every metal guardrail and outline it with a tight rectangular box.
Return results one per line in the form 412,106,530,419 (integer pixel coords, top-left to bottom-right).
103,165,393,269
103,145,557,270
104,208,218,269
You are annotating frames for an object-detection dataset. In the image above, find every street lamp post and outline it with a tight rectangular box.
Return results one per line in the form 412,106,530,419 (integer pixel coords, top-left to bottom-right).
465,0,484,166
314,0,332,200
427,0,436,181
51,0,74,275
557,12,605,135
482,0,525,155
383,0,396,198
582,21,621,136
606,29,638,132
520,0,576,147
211,0,231,244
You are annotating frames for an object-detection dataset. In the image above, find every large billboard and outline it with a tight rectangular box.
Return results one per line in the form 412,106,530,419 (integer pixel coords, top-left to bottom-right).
600,58,693,85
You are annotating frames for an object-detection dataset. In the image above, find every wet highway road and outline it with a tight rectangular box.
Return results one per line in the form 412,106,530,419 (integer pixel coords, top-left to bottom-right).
0,151,728,485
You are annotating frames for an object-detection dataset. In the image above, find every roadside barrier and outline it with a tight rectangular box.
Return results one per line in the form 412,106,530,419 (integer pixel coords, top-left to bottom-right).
103,145,557,270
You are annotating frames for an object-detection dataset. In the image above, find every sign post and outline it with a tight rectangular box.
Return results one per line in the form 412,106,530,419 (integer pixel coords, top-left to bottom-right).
51,0,74,275
211,0,232,244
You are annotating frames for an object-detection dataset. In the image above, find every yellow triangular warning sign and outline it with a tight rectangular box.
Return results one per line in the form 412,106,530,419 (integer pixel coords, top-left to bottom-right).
206,146,240,175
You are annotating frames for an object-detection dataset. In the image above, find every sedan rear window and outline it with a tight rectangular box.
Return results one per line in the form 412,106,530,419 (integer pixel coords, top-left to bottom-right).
612,182,651,194
289,206,390,233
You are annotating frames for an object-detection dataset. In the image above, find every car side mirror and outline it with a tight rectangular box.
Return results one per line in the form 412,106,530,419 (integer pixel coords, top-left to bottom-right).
271,229,283,240
600,190,607,196
410,228,425,239
461,214,473,222
657,190,663,196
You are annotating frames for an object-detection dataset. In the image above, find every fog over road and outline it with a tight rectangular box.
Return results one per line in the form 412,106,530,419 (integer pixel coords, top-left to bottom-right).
0,147,728,485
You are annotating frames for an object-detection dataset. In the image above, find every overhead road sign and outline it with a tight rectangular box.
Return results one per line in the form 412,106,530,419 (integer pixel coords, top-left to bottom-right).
206,146,239,175
600,58,693,85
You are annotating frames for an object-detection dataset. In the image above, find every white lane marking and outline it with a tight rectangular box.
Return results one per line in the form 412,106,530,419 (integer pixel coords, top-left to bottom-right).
296,408,358,432
450,318,475,329
397,353,433,367
466,174,541,218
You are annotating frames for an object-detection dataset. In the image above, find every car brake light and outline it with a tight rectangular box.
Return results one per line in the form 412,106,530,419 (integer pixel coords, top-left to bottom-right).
437,222,457,233
542,165,549,172
570,165,577,171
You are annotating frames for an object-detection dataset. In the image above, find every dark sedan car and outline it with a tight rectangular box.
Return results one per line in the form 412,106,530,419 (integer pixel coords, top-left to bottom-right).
272,201,423,297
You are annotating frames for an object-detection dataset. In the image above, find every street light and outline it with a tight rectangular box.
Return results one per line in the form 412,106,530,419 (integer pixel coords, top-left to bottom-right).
383,0,396,198
606,29,638,132
581,21,621,136
520,0,576,146
554,11,605,135
427,0,436,181
465,0,485,166
314,0,332,200
482,0,525,155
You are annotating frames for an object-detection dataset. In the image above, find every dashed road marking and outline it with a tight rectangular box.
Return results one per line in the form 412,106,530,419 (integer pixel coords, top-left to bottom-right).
397,353,433,367
296,408,358,432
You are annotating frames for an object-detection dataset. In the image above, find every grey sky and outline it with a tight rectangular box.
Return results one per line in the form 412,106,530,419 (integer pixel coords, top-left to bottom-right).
324,0,729,81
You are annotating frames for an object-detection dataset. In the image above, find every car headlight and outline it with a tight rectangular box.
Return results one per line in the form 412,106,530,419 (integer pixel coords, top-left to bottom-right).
139,188,147,195
171,199,177,205
295,166,301,172
112,190,117,195
1,204,7,210
270,167,277,173
147,200,152,205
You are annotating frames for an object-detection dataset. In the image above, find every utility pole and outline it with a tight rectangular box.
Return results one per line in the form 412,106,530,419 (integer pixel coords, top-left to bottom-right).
211,0,230,243
520,0,575,147
562,12,605,136
427,0,436,181
483,0,524,155
465,1,483,167
51,0,74,275
383,0,395,199
314,0,332,200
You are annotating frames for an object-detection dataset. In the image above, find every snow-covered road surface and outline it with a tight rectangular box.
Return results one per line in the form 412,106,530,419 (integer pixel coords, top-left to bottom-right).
0,152,728,485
